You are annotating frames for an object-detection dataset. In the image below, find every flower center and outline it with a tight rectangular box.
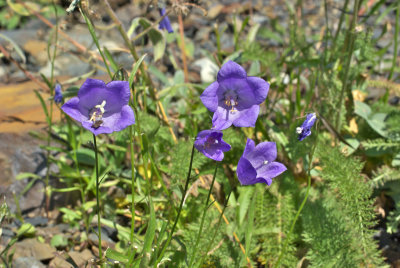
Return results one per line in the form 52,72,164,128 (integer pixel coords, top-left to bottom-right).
263,160,269,165
204,136,219,149
296,127,303,134
224,93,238,113
89,100,106,128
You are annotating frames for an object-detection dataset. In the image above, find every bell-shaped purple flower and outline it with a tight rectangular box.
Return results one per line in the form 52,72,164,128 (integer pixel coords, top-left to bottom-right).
194,129,231,161
200,61,269,130
158,8,173,33
61,78,135,135
54,83,63,104
237,139,286,185
296,113,317,141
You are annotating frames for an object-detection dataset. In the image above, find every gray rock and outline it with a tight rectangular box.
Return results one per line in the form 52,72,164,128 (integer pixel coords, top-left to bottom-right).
13,257,45,268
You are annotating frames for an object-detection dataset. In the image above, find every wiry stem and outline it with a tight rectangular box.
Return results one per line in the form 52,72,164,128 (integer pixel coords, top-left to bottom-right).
129,125,136,245
274,127,319,268
189,162,218,267
93,134,103,266
335,0,359,133
389,1,399,80
101,0,177,143
178,14,189,82
155,144,196,266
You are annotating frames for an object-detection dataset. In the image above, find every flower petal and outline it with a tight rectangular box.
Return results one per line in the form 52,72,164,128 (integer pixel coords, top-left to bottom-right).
112,105,135,132
200,81,219,112
219,139,232,152
246,76,269,105
61,97,88,122
204,148,224,161
243,138,256,158
217,61,247,82
82,121,113,135
256,161,287,181
77,78,106,109
218,78,256,110
232,105,259,128
236,157,259,185
211,107,235,130
78,79,130,115
246,142,277,168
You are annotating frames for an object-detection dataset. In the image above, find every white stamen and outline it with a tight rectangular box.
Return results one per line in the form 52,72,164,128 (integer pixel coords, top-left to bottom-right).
263,160,269,165
215,140,219,144
95,100,106,114
296,127,303,134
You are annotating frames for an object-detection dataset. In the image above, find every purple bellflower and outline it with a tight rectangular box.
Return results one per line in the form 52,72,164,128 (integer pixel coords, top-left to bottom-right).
296,113,317,141
61,78,135,135
194,129,231,161
237,139,286,185
54,83,63,104
158,8,173,33
200,61,269,130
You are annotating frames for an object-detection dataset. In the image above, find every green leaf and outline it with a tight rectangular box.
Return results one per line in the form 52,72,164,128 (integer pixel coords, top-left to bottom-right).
6,0,40,16
0,33,26,63
17,223,35,237
140,198,156,267
62,86,79,98
103,46,118,72
52,187,81,193
354,100,371,119
392,153,400,167
354,101,388,137
237,187,254,226
34,90,50,125
50,234,68,248
129,54,147,87
245,190,256,264
139,111,160,138
15,172,42,180
105,248,130,263
129,18,166,61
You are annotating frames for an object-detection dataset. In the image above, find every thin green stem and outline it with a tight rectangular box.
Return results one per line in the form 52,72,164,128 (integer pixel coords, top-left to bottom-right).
79,4,113,79
155,144,196,266
67,117,88,234
274,129,319,268
129,125,136,245
335,0,359,133
93,134,103,266
331,0,350,57
389,2,399,80
44,3,59,218
189,162,219,267
197,191,232,268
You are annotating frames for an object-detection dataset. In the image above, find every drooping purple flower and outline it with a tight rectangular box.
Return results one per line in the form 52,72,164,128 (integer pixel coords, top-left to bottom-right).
237,139,286,185
200,61,269,130
61,78,135,135
158,8,173,33
296,113,317,141
194,130,231,161
54,83,63,104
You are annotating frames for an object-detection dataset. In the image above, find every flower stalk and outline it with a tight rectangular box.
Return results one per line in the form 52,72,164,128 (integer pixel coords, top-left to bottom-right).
129,125,136,245
93,134,103,265
155,144,196,266
274,127,319,267
189,161,219,267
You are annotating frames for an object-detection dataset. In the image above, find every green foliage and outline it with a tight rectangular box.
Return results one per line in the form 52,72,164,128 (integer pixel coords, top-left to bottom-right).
313,141,386,266
6,0,398,266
